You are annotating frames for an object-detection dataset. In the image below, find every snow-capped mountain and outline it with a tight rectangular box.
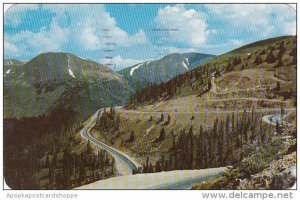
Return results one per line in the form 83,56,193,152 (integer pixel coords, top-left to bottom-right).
4,52,132,119
118,52,215,89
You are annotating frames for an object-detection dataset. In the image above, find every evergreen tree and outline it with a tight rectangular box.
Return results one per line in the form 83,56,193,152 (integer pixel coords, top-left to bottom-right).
161,113,164,121
254,55,263,65
86,140,93,155
159,128,166,141
280,106,285,117
111,158,115,174
266,50,276,63
149,162,154,173
127,131,136,142
167,114,171,124
145,156,149,173
276,81,280,91
155,161,161,172
188,126,194,169
276,53,283,68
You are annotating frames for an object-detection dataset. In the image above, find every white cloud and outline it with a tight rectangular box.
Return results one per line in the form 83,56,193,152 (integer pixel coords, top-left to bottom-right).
284,21,296,35
4,4,39,27
5,18,69,57
29,19,68,51
154,4,209,46
99,55,144,71
77,26,101,51
5,4,148,57
230,39,243,46
4,41,19,56
156,46,196,55
43,4,147,51
4,4,296,61
205,4,296,36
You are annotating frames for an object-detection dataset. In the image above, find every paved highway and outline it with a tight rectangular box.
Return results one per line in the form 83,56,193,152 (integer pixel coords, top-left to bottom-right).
80,109,141,175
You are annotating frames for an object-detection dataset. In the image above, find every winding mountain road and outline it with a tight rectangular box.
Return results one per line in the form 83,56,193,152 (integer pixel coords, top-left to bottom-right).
262,111,293,127
261,110,296,190
78,108,230,189
76,167,229,189
118,107,295,115
80,109,141,176
78,106,295,189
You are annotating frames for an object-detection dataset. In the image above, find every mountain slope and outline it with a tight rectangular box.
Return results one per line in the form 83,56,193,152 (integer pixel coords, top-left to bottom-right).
228,35,293,54
3,59,26,77
118,52,215,89
4,52,132,119
116,36,296,190
125,36,296,107
4,53,134,189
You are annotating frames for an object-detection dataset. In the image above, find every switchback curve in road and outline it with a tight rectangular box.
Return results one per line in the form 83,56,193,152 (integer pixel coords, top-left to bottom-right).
80,109,142,176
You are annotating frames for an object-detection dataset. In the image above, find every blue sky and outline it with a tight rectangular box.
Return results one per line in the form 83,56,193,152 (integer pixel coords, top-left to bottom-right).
4,4,296,70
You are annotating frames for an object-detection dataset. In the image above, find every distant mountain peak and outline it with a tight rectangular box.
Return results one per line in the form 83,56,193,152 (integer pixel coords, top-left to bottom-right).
4,52,133,119
118,52,215,89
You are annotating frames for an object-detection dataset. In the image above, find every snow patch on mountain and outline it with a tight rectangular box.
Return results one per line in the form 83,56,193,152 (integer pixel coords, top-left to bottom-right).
6,69,11,74
185,58,189,65
68,68,76,78
78,56,87,60
67,58,76,78
182,61,189,70
130,63,144,76
5,60,13,65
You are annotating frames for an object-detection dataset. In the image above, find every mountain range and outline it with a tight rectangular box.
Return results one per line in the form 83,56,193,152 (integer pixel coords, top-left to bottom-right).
4,52,132,120
3,35,296,190
4,52,214,120
4,36,292,121
118,52,215,89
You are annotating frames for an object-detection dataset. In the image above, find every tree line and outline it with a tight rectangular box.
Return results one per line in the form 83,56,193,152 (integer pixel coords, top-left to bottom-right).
137,108,275,174
42,141,115,189
125,64,213,106
96,105,120,132
126,38,296,107
4,107,116,189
